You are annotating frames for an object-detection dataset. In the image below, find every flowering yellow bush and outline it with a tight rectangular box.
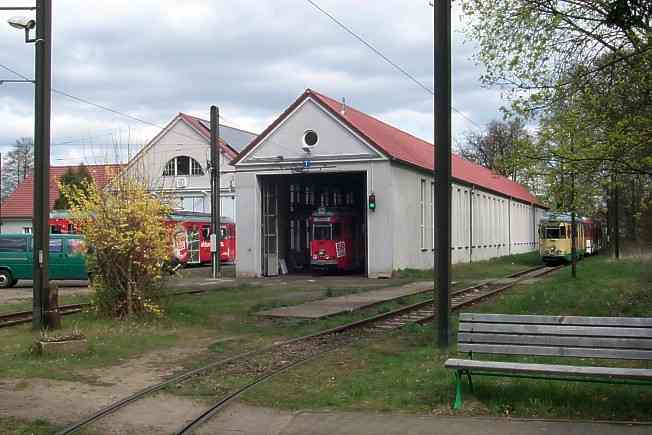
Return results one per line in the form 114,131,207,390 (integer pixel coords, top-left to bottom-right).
60,177,172,317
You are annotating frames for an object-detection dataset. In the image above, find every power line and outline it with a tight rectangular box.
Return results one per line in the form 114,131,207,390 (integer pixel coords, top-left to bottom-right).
303,0,484,130
0,63,209,144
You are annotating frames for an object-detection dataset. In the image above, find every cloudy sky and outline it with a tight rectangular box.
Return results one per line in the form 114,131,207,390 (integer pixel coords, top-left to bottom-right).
0,0,504,166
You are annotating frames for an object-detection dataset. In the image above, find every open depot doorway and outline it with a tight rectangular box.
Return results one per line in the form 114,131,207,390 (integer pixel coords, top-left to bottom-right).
260,171,367,277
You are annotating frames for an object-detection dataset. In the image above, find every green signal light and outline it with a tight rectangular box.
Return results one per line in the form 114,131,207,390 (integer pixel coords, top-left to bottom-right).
368,193,376,211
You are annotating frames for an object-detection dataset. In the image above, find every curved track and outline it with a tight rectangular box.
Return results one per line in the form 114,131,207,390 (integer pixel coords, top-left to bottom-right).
56,264,560,435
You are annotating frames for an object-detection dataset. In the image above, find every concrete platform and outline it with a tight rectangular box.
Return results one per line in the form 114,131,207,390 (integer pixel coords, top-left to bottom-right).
198,403,652,435
256,281,433,319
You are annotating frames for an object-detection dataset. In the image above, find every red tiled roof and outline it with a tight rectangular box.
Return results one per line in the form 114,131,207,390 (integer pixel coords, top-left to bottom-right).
178,113,239,160
234,89,543,206
0,164,123,219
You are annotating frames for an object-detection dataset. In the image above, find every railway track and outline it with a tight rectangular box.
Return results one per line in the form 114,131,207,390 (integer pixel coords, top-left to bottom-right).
0,303,90,329
0,289,208,329
56,264,560,435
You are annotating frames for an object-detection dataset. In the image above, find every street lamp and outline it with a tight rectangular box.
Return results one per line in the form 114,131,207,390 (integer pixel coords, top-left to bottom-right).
7,16,37,42
6,1,52,330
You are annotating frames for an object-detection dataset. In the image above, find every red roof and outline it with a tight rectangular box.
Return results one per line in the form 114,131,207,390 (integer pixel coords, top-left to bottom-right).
0,164,123,219
178,113,239,160
234,89,542,206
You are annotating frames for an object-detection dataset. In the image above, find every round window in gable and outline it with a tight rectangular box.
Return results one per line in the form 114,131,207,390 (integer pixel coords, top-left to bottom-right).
303,130,319,147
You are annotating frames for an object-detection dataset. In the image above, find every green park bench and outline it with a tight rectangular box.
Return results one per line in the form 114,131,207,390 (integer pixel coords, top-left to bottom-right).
445,313,652,409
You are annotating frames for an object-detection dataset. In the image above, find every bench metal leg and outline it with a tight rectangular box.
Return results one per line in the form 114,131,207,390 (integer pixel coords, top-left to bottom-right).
453,370,464,410
466,370,474,393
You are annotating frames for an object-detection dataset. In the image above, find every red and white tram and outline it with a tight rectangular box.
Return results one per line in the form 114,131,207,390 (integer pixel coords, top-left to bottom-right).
169,212,236,266
309,207,362,272
48,210,236,266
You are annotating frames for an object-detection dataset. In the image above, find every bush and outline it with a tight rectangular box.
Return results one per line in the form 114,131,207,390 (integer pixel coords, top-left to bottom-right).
60,176,172,318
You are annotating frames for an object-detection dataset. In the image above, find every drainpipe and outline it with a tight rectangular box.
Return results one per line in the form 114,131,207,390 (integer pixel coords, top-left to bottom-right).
508,197,512,256
469,185,474,263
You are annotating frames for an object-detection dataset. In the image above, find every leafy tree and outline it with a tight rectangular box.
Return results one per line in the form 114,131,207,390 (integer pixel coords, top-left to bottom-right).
1,137,34,200
461,0,650,104
458,118,536,182
60,177,172,318
53,164,93,210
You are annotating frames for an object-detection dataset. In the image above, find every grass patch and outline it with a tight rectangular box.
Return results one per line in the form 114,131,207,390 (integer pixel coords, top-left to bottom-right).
0,416,98,435
397,251,541,285
242,255,652,421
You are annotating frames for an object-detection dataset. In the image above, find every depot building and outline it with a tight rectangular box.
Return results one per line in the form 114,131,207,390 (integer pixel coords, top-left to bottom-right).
232,89,546,278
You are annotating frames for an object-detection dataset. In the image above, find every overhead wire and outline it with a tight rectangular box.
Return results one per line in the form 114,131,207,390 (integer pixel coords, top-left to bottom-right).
302,0,484,131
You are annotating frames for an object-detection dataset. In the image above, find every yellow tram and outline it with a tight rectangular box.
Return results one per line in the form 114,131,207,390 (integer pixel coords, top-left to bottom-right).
539,212,585,264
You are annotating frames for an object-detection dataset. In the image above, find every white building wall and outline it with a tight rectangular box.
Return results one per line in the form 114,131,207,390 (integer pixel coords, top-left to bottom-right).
235,161,394,278
124,118,237,220
390,162,544,270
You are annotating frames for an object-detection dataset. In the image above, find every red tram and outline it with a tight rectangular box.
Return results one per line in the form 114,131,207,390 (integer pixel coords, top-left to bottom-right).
169,212,236,266
581,217,604,255
48,211,236,266
309,207,362,272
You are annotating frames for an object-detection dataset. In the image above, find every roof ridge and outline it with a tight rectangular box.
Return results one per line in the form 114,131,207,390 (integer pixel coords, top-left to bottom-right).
310,89,435,148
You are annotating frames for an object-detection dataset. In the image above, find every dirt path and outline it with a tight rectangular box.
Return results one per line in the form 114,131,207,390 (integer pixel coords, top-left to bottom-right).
0,336,222,434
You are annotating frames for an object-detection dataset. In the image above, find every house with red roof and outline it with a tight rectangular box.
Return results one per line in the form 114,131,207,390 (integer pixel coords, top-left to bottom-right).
0,164,122,234
232,89,547,278
121,112,257,219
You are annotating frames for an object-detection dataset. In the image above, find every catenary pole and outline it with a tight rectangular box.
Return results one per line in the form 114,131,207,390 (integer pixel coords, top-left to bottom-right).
210,106,221,279
32,0,52,330
433,0,451,347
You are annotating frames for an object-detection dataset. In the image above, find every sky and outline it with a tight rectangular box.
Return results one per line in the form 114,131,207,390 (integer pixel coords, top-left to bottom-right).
0,0,505,167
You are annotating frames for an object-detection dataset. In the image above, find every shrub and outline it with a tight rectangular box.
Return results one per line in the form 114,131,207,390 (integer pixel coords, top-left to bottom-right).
60,176,172,318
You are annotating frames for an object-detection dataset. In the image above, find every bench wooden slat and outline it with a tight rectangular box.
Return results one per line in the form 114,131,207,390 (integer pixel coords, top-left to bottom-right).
444,358,652,380
460,313,652,327
458,333,652,350
458,343,652,360
459,322,652,338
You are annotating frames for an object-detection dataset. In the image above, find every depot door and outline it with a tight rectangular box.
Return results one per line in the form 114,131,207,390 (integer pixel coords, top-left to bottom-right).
262,181,279,276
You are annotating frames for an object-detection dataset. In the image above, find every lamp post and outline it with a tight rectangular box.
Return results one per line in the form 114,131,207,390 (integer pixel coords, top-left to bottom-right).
5,0,52,330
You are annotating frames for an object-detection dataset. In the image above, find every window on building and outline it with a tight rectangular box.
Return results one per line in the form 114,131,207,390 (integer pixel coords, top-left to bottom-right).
420,179,426,250
162,156,204,177
23,227,32,234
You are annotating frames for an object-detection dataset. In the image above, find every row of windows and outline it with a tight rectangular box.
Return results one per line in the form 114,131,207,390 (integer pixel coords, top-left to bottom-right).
162,156,204,177
419,180,537,252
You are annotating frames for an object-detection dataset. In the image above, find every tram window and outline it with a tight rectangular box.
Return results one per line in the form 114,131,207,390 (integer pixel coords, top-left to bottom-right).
201,227,210,241
544,227,565,239
221,227,228,239
332,223,342,240
313,225,331,240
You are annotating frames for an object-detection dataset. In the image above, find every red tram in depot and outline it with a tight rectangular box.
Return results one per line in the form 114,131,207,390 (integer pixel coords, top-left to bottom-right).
309,207,363,272
48,210,236,267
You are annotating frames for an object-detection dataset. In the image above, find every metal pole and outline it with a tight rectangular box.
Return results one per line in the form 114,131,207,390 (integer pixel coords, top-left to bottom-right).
210,105,221,279
614,176,620,260
0,151,3,234
433,0,451,348
32,0,52,330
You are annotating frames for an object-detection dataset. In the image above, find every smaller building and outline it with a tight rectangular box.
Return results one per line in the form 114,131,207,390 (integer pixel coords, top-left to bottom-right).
0,164,122,234
122,112,257,220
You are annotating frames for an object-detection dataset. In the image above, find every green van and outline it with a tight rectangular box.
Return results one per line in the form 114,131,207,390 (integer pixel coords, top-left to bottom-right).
0,234,88,288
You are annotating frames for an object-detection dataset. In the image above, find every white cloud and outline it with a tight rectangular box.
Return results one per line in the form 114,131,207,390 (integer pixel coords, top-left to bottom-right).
0,0,507,164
